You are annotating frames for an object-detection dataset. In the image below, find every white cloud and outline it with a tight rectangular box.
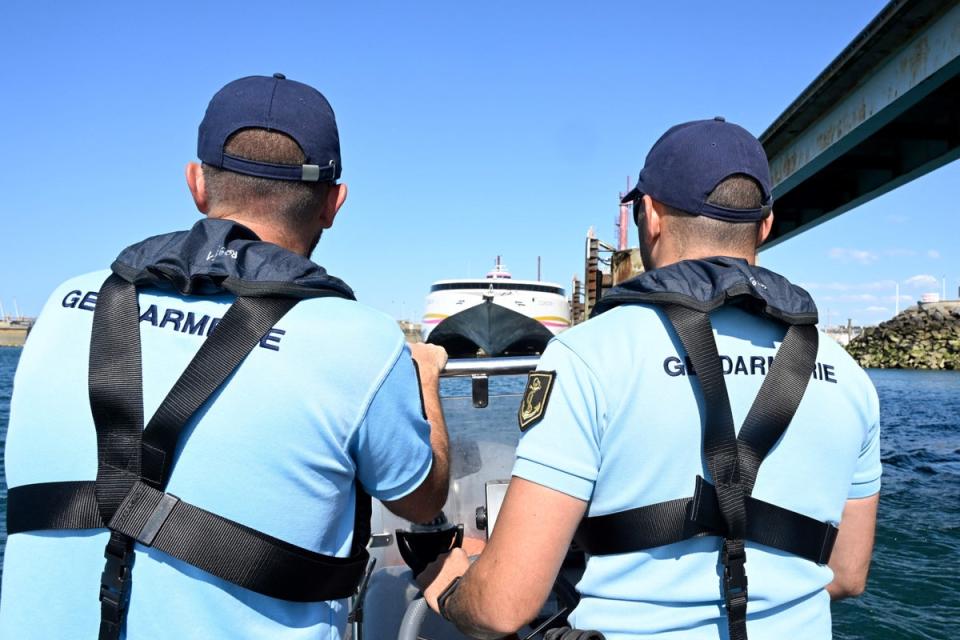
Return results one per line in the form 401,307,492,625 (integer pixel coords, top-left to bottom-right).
904,274,938,289
863,306,889,313
927,249,941,259
828,248,879,265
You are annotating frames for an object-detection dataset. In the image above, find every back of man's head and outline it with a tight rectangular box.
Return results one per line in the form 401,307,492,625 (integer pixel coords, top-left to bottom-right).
661,174,765,255
202,129,329,230
623,117,774,265
194,74,342,235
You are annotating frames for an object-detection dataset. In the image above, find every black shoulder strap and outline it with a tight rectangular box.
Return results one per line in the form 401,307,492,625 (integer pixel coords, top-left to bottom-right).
736,323,819,491
6,274,369,640
663,306,745,538
574,304,822,640
89,274,145,526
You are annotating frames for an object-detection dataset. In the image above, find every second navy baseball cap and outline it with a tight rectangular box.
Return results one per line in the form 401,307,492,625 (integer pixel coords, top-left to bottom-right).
622,117,773,222
198,73,341,182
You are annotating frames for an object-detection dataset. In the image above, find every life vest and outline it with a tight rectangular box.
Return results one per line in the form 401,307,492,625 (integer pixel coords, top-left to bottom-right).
574,257,838,640
6,220,371,640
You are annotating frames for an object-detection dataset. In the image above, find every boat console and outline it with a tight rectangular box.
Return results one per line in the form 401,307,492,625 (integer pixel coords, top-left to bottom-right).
353,356,582,640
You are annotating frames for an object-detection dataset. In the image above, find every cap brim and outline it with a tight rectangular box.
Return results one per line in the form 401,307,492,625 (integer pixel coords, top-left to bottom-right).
621,186,643,203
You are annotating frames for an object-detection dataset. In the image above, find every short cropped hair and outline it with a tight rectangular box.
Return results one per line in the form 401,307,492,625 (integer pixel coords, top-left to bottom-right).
662,174,766,252
202,129,330,228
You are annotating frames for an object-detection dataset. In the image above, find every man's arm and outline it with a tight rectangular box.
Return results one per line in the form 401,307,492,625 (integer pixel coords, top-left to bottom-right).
828,373,881,600
827,493,878,599
421,476,586,638
419,338,599,636
382,343,450,524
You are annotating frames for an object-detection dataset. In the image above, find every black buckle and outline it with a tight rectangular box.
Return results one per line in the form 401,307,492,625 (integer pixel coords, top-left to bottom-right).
721,538,748,611
99,534,135,625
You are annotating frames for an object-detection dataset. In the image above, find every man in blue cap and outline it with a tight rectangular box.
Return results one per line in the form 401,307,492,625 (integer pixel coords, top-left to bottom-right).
421,118,880,639
1,74,449,640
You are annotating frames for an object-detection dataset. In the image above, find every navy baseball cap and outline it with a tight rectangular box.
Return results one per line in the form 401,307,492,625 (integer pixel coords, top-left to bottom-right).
198,73,341,182
622,117,773,222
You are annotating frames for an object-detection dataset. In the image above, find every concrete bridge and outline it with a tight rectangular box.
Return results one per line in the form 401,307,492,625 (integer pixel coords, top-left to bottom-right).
760,0,960,248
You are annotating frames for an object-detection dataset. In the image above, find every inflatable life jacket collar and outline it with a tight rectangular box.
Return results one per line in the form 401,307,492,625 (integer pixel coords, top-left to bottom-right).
590,256,818,326
110,218,356,300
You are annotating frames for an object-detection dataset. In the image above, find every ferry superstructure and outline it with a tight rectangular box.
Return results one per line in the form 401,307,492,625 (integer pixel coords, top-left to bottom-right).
422,261,570,343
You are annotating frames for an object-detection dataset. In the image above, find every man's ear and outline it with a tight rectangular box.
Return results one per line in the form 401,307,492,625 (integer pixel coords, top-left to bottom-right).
643,195,662,245
319,182,348,228
757,210,774,247
186,162,209,214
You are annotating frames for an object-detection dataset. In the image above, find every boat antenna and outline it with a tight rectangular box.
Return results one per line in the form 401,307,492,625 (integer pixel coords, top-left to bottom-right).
13,297,21,320
537,256,541,282
0,299,5,322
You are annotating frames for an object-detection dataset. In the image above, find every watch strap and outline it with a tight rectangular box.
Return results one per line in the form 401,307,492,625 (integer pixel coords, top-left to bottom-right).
437,575,463,621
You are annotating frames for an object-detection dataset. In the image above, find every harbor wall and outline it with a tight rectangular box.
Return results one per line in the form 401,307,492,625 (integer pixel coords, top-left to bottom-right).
0,327,28,348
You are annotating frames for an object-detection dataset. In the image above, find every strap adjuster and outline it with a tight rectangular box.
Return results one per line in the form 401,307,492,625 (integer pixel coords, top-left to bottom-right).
108,481,180,547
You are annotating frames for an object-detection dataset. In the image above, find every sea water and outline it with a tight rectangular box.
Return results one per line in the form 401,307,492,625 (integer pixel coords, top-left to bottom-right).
0,348,957,638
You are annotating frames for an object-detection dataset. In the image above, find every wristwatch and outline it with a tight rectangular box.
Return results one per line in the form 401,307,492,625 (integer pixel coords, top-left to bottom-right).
437,575,463,621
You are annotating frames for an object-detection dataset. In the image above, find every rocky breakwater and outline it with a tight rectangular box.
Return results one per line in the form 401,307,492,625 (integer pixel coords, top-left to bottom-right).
846,301,960,369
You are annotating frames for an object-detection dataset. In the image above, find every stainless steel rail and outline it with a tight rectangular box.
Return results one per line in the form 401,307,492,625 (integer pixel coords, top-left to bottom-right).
440,356,540,378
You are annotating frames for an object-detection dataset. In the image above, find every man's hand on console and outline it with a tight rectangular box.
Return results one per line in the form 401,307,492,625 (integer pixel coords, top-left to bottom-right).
409,343,448,382
418,547,471,614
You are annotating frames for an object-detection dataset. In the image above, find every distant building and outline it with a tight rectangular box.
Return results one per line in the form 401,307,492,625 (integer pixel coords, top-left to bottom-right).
823,324,865,346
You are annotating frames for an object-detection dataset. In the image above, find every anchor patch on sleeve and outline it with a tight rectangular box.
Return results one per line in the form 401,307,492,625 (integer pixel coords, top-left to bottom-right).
518,371,556,432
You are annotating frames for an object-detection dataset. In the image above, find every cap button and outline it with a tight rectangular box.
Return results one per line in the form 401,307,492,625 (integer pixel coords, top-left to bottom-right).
714,116,726,122
273,73,286,80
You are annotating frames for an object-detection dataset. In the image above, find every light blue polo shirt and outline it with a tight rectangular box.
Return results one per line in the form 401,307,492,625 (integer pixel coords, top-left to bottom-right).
513,304,881,639
0,270,433,640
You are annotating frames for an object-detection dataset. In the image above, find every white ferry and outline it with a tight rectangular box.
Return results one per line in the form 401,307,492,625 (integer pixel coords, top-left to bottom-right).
421,259,570,356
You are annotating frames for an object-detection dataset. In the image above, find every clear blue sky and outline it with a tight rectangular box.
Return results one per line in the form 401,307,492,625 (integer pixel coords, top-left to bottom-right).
1,0,955,327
